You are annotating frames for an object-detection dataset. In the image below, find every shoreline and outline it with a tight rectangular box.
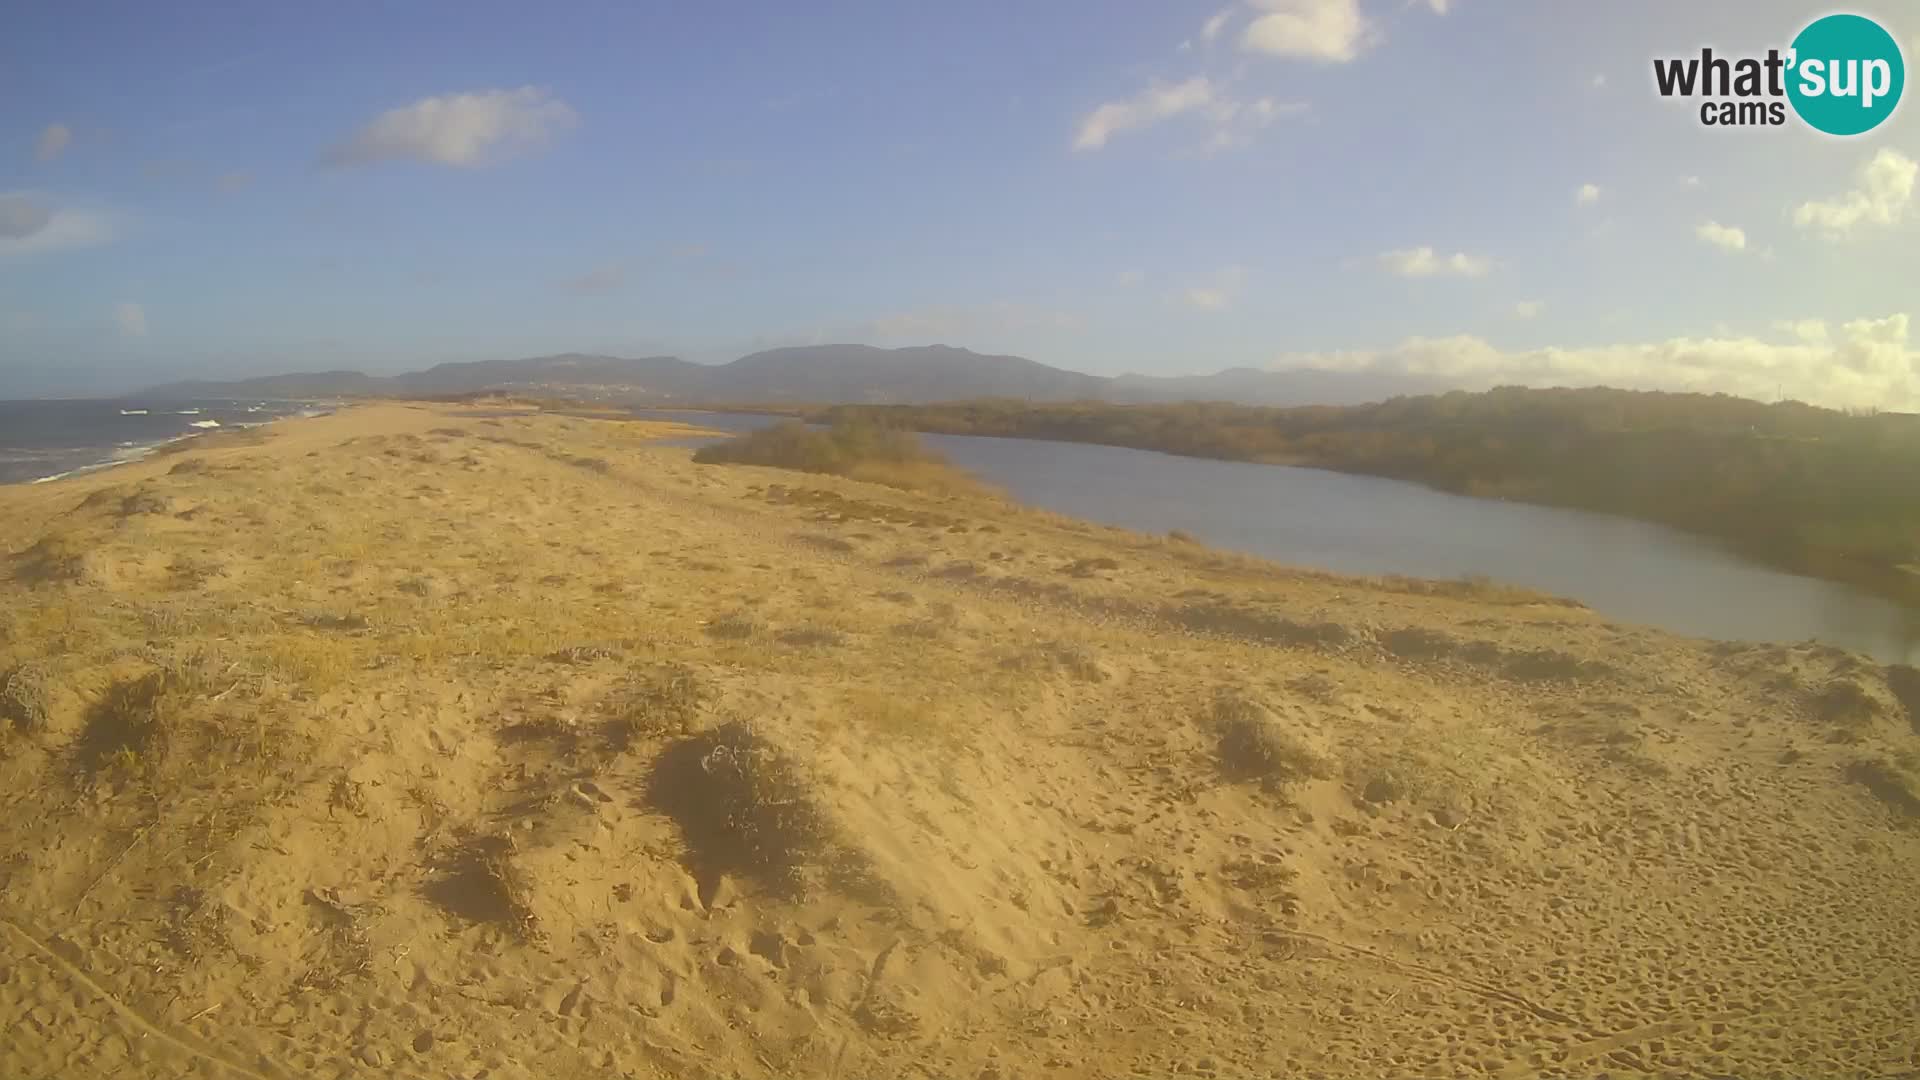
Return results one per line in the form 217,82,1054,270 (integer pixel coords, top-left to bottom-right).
10,402,1913,662
7,405,334,487
805,402,1920,616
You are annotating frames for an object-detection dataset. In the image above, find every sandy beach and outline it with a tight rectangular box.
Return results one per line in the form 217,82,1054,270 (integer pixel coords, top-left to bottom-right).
1,402,1916,1079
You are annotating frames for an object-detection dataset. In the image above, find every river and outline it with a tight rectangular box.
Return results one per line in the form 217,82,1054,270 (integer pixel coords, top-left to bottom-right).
640,410,1920,664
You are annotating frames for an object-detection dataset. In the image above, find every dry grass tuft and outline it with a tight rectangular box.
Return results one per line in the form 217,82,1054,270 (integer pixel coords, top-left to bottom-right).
164,886,232,962
1172,602,1355,650
76,668,207,777
1062,556,1121,578
423,836,538,937
1812,679,1881,742
1211,694,1329,788
1002,640,1106,683
705,610,764,641
1,663,51,736
11,534,90,585
1846,756,1920,819
602,664,708,749
647,719,844,896
1888,664,1920,734
794,533,857,554
776,626,848,648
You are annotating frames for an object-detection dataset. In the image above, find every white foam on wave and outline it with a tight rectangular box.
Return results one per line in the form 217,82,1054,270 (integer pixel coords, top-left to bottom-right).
17,404,321,486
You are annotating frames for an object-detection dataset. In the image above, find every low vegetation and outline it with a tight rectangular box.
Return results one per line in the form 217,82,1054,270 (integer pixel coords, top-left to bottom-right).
647,719,845,896
815,389,1920,606
1846,755,1920,818
694,419,993,496
77,669,207,777
602,663,709,748
424,836,538,938
1,663,50,736
1210,694,1329,788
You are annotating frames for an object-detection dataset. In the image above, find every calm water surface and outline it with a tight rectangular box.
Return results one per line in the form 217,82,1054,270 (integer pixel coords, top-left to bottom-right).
640,410,1920,664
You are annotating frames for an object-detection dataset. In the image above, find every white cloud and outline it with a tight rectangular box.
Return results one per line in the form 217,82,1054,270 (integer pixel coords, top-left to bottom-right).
1201,8,1234,42
1242,0,1372,63
1695,220,1747,252
34,124,71,163
1682,175,1702,188
1775,319,1829,344
1074,77,1304,152
1591,74,1607,89
0,193,112,257
114,302,147,339
1424,0,1451,12
1274,314,1920,410
1575,183,1601,206
1378,246,1491,278
1181,266,1247,311
1074,78,1214,151
323,87,577,168
1793,149,1916,237
1513,300,1544,319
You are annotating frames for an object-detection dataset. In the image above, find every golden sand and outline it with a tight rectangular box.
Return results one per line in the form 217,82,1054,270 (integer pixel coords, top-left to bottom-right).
1,403,1916,1079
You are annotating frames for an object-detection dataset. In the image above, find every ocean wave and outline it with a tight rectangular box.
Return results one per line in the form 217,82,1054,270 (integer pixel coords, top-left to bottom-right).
8,401,325,486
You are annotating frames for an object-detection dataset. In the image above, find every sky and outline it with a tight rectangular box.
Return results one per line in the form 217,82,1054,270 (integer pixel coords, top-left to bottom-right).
2,0,1917,405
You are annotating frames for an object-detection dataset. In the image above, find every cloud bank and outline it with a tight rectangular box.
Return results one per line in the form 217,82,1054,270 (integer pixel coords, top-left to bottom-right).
1276,314,1918,410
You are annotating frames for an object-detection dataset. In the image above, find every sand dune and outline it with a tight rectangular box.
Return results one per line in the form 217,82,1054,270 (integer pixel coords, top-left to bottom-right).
1,403,1916,1079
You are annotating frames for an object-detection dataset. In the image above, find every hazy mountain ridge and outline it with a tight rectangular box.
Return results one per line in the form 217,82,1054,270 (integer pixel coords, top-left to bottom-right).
137,345,1446,406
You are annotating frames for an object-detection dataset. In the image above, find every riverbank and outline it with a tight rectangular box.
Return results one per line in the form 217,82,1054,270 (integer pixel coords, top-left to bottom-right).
812,391,1920,611
2,402,1918,1079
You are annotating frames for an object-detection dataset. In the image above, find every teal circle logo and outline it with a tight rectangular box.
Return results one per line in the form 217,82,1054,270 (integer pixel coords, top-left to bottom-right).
1787,14,1905,135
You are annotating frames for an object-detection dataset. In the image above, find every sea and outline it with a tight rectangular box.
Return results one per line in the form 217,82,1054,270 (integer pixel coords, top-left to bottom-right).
0,399,331,485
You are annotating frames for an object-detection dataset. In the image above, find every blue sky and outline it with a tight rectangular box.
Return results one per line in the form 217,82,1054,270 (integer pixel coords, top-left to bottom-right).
2,0,1917,404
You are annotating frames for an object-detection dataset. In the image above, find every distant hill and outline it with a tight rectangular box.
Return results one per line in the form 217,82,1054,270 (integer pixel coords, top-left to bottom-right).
139,345,1445,407
711,345,1108,403
393,353,701,396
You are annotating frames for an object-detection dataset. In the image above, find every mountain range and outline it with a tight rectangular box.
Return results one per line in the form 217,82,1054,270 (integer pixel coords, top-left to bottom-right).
140,345,1453,407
